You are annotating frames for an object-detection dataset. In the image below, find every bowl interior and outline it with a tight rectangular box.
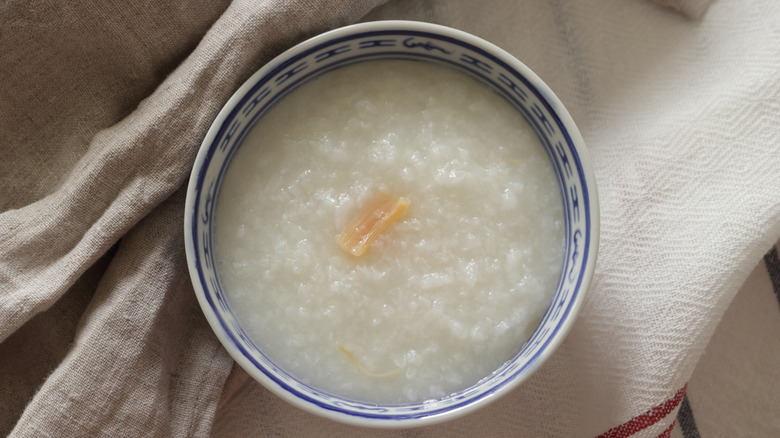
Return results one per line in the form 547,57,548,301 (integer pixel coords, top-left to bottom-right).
185,21,598,427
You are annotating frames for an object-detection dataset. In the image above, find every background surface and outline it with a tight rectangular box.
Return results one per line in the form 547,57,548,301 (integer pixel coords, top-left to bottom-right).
2,1,778,436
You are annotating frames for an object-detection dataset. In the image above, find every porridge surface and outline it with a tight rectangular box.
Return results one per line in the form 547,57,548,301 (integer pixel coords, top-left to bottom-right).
215,60,564,404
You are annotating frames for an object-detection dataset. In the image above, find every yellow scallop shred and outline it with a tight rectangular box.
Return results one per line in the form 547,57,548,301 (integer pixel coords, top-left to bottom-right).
336,194,410,257
336,343,403,378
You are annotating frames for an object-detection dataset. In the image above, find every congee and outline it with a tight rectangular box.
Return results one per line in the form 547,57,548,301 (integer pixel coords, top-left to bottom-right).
215,60,564,404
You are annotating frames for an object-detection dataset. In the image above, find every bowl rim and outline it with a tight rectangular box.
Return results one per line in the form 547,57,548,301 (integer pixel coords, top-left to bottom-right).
184,19,599,428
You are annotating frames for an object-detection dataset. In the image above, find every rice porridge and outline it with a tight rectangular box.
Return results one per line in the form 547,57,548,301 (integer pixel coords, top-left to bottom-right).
215,60,564,404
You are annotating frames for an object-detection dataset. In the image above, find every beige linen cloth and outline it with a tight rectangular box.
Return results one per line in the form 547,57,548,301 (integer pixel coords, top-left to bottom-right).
3,0,779,437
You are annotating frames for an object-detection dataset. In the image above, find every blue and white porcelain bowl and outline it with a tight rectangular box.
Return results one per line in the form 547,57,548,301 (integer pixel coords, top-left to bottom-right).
184,20,599,427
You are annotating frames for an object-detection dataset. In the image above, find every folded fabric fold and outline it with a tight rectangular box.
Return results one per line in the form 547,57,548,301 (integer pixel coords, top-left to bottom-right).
651,0,712,19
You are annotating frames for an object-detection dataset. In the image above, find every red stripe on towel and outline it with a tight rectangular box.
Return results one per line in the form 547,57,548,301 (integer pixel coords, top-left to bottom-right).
657,419,676,438
595,385,687,438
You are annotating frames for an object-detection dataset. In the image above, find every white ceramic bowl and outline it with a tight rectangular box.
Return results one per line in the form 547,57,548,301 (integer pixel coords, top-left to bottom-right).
184,20,599,428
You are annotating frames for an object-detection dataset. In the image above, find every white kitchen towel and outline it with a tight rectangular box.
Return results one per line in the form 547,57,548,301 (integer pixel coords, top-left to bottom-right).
6,0,780,437
668,239,780,438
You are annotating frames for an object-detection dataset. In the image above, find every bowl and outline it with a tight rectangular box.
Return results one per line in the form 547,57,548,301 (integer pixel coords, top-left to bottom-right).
184,20,599,427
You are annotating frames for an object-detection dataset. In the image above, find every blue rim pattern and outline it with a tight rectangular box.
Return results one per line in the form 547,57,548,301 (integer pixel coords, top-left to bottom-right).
187,25,594,424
